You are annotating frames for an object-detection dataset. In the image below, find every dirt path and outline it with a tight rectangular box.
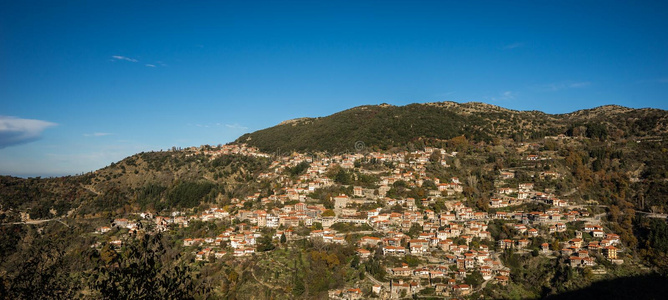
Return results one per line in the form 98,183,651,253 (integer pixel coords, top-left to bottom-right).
249,263,290,293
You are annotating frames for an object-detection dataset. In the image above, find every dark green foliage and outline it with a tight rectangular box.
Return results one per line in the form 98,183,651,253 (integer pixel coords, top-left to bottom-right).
544,274,668,300
0,225,23,262
256,232,276,252
422,179,437,190
585,123,608,140
354,172,380,188
635,216,668,271
90,233,197,299
407,223,422,238
402,255,421,268
293,275,305,296
309,185,352,208
0,175,93,217
166,181,216,208
350,255,360,268
1,237,81,299
135,183,167,209
237,103,666,154
363,256,387,281
330,222,373,232
237,103,516,153
643,218,668,252
465,270,484,287
285,161,310,177
91,186,132,212
330,167,353,185
419,287,435,295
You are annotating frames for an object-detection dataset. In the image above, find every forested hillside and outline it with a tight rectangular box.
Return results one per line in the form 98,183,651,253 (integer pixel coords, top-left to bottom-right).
237,102,667,153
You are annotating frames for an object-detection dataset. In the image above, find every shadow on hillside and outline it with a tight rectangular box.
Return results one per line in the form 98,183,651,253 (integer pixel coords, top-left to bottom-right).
545,274,668,300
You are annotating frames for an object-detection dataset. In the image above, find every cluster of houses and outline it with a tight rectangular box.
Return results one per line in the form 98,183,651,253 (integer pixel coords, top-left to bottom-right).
91,143,626,299
191,144,271,159
562,224,622,267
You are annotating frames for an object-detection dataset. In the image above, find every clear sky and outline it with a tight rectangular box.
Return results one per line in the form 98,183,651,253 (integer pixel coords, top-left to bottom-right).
1,0,667,177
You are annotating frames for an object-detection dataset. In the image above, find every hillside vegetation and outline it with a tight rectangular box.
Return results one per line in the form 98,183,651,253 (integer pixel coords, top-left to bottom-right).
1,101,668,299
237,102,667,153
0,150,271,222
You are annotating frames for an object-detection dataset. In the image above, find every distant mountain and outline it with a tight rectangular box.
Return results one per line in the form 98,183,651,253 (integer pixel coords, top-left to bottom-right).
236,102,668,153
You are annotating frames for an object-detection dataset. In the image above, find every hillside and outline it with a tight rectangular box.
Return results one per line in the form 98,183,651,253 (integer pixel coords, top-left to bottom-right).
0,148,271,222
236,102,668,153
1,102,668,299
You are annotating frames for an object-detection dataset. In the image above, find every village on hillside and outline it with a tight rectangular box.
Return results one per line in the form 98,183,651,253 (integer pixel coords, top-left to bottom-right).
94,143,625,299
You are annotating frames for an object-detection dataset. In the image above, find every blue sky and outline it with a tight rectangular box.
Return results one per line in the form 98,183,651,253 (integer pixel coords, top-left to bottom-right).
1,0,667,177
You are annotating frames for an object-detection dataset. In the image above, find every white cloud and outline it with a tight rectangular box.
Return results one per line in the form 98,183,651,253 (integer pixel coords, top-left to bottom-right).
536,81,591,92
190,122,248,130
83,132,112,137
502,42,525,50
568,81,591,88
0,116,57,148
111,55,138,62
490,91,515,101
225,123,249,130
145,64,156,67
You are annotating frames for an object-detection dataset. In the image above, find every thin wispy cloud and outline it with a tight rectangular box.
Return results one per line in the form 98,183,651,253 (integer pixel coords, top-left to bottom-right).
433,92,455,99
111,55,138,62
83,132,112,137
145,64,156,67
657,78,668,83
225,123,249,130
568,81,591,88
502,42,525,50
189,123,248,130
536,81,591,92
489,91,515,101
0,116,57,149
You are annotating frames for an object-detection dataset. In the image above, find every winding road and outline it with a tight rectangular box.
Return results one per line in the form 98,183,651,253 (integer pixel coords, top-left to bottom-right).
1,218,70,228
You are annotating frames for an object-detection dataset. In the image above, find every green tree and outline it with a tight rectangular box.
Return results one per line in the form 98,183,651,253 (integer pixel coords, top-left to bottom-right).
407,223,422,238
2,237,81,300
256,232,276,252
90,233,197,299
350,255,360,268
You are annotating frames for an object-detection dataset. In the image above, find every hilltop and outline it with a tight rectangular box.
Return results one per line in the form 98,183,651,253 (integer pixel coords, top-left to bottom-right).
236,101,668,153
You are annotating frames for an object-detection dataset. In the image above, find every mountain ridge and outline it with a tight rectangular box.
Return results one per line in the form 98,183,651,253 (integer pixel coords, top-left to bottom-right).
236,101,668,153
